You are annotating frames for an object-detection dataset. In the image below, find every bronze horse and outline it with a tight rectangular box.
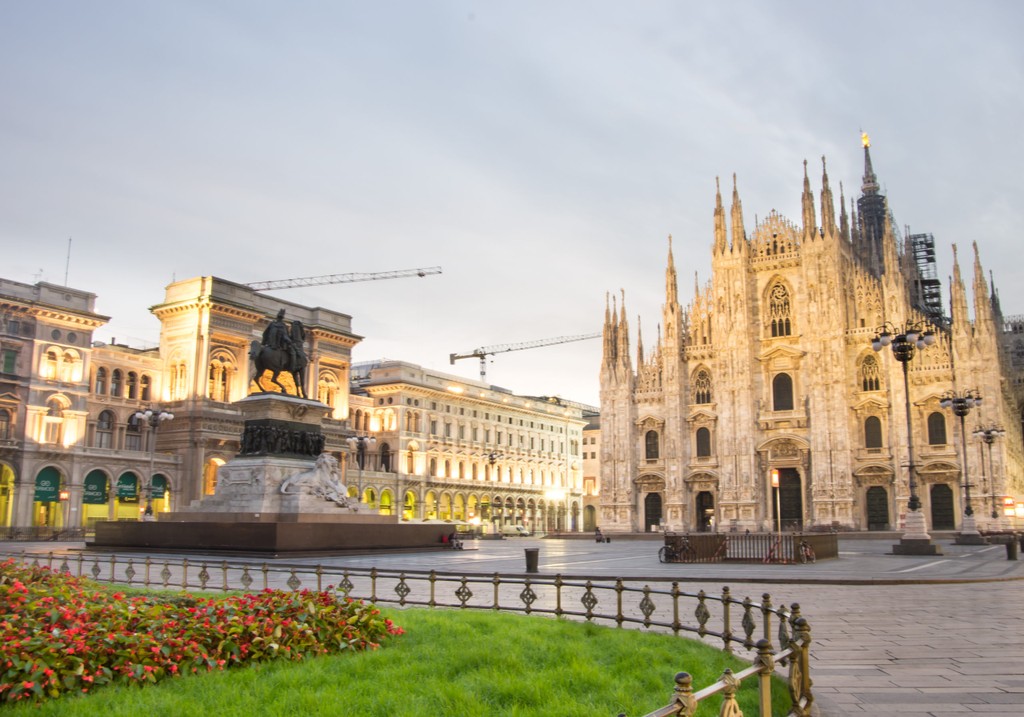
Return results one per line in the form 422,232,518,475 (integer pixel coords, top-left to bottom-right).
250,320,308,398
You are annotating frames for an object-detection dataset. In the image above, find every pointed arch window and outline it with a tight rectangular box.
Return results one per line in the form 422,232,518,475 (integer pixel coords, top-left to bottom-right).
695,427,712,457
772,373,794,411
693,370,712,404
644,430,659,460
864,416,883,449
767,283,793,337
861,355,881,391
927,412,947,445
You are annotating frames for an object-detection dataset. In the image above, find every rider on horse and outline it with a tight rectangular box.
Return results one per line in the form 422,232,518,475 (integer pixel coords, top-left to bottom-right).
262,309,299,372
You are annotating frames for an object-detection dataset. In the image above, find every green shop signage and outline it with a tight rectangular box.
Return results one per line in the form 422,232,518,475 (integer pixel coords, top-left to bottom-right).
116,473,139,502
151,475,167,499
83,471,109,505
34,467,61,502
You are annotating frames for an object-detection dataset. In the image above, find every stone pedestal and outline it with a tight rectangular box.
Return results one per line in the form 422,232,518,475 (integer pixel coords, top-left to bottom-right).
892,509,943,555
89,392,450,555
954,514,988,545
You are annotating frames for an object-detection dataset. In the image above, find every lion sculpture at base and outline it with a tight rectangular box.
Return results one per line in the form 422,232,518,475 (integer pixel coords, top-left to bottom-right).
279,453,353,508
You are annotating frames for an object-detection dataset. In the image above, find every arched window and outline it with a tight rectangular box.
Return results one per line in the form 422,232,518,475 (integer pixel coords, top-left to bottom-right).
644,430,659,460
42,349,59,379
767,283,793,337
208,356,233,402
0,408,10,440
110,369,123,398
860,356,881,392
95,410,115,449
140,374,152,401
42,398,64,444
695,427,712,457
429,458,438,477
380,443,392,472
126,372,139,399
864,416,883,449
693,370,712,404
772,373,794,411
125,413,142,451
927,412,947,445
94,367,108,394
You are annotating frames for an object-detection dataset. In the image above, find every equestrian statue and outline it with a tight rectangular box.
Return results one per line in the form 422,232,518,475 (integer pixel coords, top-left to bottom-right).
250,309,308,398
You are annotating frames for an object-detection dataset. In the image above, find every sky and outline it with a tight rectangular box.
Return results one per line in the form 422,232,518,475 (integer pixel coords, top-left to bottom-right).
3,1,1023,407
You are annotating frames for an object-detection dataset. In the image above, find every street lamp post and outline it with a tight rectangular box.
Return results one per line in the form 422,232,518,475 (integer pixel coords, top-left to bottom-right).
870,321,941,555
133,408,174,518
973,426,1005,529
940,389,984,542
345,435,376,505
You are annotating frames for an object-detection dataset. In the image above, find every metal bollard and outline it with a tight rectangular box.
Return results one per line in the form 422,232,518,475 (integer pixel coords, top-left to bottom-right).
1007,539,1019,561
524,547,539,573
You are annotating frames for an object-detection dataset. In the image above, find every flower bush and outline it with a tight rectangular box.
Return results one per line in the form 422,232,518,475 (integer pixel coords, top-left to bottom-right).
0,559,403,705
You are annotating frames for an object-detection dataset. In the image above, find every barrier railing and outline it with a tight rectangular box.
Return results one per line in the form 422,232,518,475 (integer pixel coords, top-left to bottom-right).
661,532,837,564
0,549,814,716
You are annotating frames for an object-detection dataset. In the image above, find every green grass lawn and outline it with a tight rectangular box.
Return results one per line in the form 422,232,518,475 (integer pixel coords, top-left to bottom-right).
7,607,791,717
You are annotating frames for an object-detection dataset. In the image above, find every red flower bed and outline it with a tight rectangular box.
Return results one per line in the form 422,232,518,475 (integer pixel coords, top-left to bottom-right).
0,559,403,704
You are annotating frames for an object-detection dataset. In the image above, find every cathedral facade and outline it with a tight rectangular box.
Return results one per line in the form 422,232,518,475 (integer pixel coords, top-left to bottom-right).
599,141,1024,534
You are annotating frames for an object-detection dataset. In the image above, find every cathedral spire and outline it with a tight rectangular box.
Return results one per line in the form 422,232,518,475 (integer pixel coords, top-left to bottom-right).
602,291,617,369
839,181,850,243
713,177,727,254
820,155,836,238
972,241,993,331
618,289,632,374
636,316,645,365
666,235,679,306
861,131,879,195
730,173,746,253
950,244,970,333
801,159,817,239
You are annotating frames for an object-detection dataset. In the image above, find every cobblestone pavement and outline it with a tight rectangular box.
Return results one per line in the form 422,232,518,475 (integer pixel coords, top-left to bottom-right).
6,535,1024,716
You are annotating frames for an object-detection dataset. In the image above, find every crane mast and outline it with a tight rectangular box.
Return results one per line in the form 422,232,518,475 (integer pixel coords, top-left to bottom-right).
450,332,601,382
246,266,442,291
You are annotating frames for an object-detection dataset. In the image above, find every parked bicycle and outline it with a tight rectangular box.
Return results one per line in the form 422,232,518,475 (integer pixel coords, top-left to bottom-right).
659,535,696,563
797,539,816,564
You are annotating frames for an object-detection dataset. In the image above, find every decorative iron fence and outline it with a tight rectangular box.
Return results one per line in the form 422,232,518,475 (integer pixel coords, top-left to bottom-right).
0,550,813,716
661,532,837,564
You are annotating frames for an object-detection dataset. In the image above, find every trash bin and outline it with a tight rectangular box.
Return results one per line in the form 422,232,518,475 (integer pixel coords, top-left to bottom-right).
524,547,539,573
1007,539,1019,561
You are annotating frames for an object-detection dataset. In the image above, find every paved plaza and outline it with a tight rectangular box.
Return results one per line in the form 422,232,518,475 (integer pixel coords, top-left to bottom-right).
6,534,1024,716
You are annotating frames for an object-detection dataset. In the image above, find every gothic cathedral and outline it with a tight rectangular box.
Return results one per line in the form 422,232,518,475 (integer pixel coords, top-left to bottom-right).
599,138,1024,534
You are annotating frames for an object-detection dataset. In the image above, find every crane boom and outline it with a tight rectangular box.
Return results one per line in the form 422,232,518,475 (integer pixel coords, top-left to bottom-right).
450,332,601,382
246,266,442,291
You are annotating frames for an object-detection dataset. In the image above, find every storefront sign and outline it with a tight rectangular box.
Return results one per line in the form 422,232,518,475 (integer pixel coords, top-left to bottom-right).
33,468,61,502
83,472,108,505
116,473,139,501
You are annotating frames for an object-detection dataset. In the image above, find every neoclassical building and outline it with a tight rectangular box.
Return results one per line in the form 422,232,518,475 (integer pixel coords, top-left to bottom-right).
599,141,1024,534
346,360,586,533
0,275,588,533
0,275,360,529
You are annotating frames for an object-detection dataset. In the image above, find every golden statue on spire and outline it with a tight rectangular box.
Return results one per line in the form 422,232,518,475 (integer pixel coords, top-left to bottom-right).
861,131,871,148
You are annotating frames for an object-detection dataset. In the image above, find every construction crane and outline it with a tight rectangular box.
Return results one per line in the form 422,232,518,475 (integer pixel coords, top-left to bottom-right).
245,266,442,291
450,332,601,382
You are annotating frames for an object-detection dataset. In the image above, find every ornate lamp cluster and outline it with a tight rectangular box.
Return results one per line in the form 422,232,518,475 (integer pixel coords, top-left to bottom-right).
939,390,983,537
132,408,174,513
869,321,936,515
972,425,1005,522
